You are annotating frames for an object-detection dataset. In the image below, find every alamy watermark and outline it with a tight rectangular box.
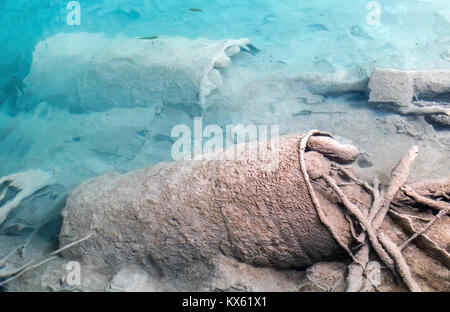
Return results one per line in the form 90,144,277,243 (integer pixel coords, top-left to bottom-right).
366,261,381,287
170,118,280,171
64,2,381,28
366,1,381,26
61,261,81,286
66,1,81,26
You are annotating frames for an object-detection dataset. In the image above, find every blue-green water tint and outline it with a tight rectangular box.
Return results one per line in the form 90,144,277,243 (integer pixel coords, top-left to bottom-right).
2,0,450,88
0,1,449,203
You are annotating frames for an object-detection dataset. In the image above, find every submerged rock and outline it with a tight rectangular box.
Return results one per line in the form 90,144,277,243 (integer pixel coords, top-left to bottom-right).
17,33,253,113
426,114,450,128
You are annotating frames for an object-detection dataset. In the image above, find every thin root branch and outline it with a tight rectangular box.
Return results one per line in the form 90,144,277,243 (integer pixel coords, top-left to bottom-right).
373,146,419,230
389,209,450,268
378,232,422,292
298,131,357,263
399,209,447,251
0,233,94,286
401,186,450,212
322,174,397,276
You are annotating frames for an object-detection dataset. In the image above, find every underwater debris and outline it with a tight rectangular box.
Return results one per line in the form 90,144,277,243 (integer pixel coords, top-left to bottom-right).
0,170,54,227
2,132,448,292
292,71,369,96
368,69,450,127
0,233,93,286
0,170,65,268
425,114,450,128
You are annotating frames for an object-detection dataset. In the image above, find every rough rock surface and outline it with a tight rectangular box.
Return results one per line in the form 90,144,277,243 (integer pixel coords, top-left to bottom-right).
368,69,416,107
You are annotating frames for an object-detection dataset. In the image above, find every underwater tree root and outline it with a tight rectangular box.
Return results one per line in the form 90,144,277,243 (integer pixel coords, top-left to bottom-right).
388,210,450,268
399,209,447,251
400,186,450,212
322,174,397,277
298,130,358,264
378,232,422,292
298,131,431,292
397,101,450,117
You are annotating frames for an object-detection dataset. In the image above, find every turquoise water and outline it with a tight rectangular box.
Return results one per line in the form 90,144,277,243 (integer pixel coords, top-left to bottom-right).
2,0,449,83
0,1,449,250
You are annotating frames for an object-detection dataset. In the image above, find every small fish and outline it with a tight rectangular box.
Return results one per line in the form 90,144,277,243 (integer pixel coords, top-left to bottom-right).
189,8,203,12
306,24,330,32
153,134,174,144
140,36,158,40
241,44,261,56
136,130,149,137
293,110,346,117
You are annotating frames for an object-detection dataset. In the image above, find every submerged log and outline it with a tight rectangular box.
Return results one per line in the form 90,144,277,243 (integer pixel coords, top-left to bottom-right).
2,132,448,292
59,134,361,288
368,69,450,127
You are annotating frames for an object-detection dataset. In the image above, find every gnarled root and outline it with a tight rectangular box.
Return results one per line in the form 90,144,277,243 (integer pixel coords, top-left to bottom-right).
298,131,428,292
378,232,422,292
389,209,450,268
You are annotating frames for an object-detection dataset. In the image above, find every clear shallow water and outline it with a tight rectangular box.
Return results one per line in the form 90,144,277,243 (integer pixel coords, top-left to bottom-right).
0,1,449,255
2,0,450,83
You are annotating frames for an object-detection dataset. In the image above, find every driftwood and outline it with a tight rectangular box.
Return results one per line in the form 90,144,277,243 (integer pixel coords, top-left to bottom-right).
368,69,450,127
